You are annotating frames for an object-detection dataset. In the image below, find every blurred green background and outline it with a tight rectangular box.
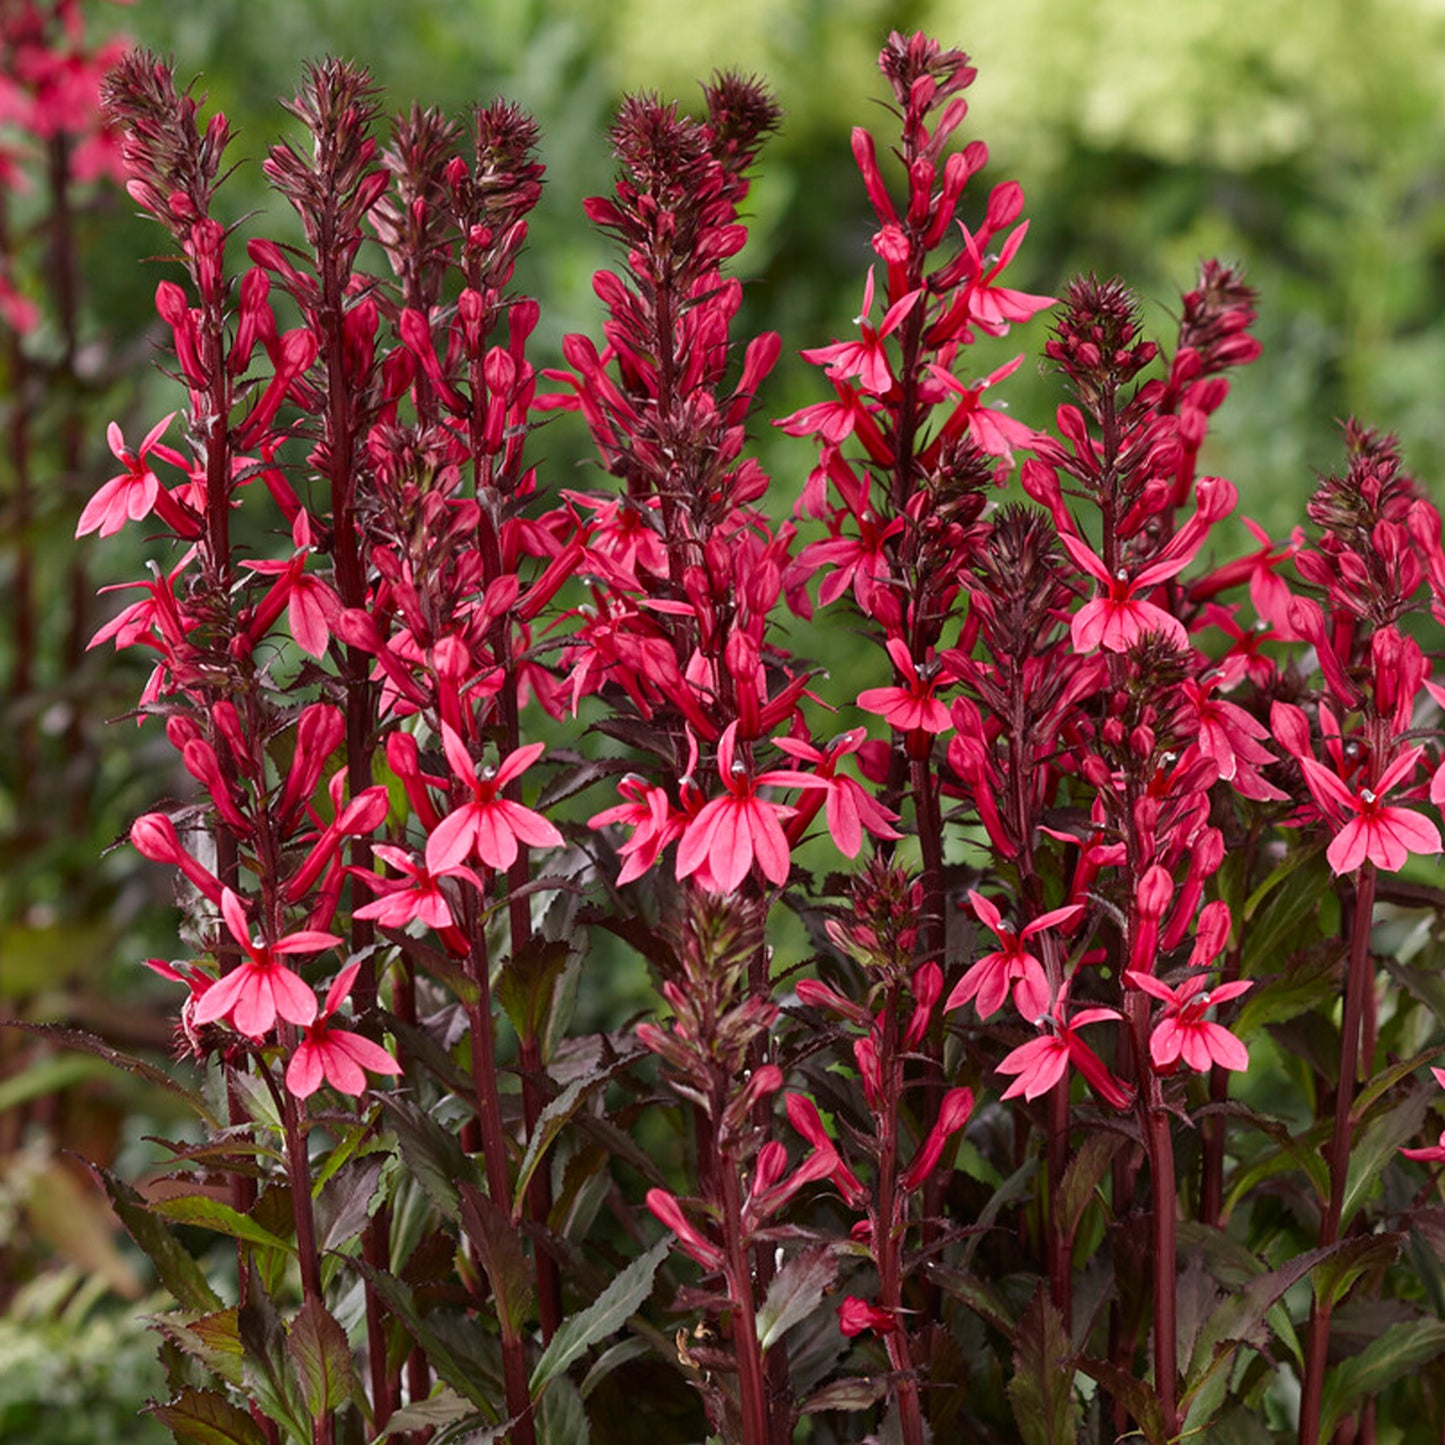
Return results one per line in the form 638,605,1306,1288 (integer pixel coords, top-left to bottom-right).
4,0,1445,1436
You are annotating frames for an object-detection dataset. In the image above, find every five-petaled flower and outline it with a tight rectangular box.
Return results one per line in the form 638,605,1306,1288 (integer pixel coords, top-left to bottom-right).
996,984,1130,1109
945,892,1080,1021
856,637,952,733
1123,969,1252,1073
285,961,402,1099
76,414,189,539
800,267,922,397
1299,745,1441,875
191,888,339,1039
426,726,564,873
675,722,815,892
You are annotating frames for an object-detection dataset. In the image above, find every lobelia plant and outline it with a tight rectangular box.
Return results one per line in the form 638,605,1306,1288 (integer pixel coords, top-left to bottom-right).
59,21,1445,1445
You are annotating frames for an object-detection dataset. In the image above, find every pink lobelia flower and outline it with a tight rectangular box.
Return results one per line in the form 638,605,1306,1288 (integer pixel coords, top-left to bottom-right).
1123,969,1252,1073
675,722,815,893
945,891,1082,1021
285,961,402,1099
772,728,901,858
995,984,1130,1109
588,774,686,884
856,637,952,733
426,726,564,873
191,888,338,1039
76,414,189,539
1298,745,1441,875
1060,531,1190,654
800,267,923,398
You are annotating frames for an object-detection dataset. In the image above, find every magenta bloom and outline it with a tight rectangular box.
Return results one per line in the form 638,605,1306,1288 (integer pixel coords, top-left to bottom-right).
1299,746,1441,875
945,892,1081,1021
995,985,1129,1109
285,961,402,1099
800,268,922,397
675,722,814,892
426,726,564,873
837,1296,898,1338
856,637,951,733
191,888,339,1039
1124,970,1252,1074
76,414,188,539
1060,531,1190,654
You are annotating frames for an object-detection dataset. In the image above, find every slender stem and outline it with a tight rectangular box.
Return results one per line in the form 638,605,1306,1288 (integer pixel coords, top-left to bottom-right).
719,1160,770,1445
1300,864,1376,1445
875,986,925,1445
280,1085,335,1445
1142,1071,1178,1437
463,908,536,1445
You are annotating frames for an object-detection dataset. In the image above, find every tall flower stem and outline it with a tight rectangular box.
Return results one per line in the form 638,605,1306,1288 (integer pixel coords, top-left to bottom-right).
1299,863,1377,1445
719,1160,771,1445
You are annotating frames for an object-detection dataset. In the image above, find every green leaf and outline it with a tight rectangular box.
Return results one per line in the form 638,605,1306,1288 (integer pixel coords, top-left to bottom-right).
1318,1317,1445,1439
150,1308,244,1388
1350,1044,1443,1125
87,1165,223,1313
1232,950,1339,1039
537,1373,589,1445
926,1263,1015,1337
1241,848,1331,973
459,1184,534,1348
755,1245,837,1353
148,1385,269,1445
148,1193,297,1256
529,1232,671,1397
287,1297,354,1418
512,1051,644,1223
577,1338,652,1401
1341,1084,1429,1228
1309,1234,1401,1315
238,1288,310,1443
1006,1285,1077,1445
379,1095,473,1220
496,937,571,1046
315,1157,384,1252
1057,1130,1126,1242
352,1264,501,1417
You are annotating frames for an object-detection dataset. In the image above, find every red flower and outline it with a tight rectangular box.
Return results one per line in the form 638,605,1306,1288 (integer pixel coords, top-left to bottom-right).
285,961,402,1099
1124,970,1252,1073
945,892,1081,1021
426,726,564,873
772,728,901,858
675,722,814,892
856,637,951,733
996,984,1129,1109
801,268,922,397
1299,746,1440,875
76,414,189,539
837,1296,898,1338
191,889,339,1039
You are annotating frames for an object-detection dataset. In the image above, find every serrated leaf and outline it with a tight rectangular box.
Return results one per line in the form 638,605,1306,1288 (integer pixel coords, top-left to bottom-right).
1057,1130,1126,1242
88,1165,223,1313
4,1020,218,1128
1350,1045,1443,1125
512,1052,644,1223
1233,951,1339,1038
315,1157,384,1252
148,1385,269,1445
1076,1357,1166,1445
1006,1285,1077,1445
1342,1084,1429,1227
150,1308,244,1388
379,1095,472,1220
755,1245,837,1353
287,1297,353,1417
148,1193,296,1255
352,1264,501,1416
497,937,572,1049
1310,1234,1401,1315
577,1338,652,1401
459,1184,534,1347
537,1373,589,1445
1318,1317,1445,1439
238,1288,310,1442
529,1232,670,1396
926,1263,1014,1337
